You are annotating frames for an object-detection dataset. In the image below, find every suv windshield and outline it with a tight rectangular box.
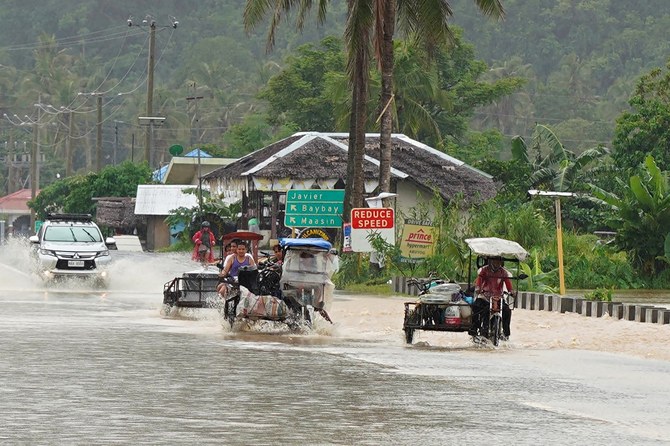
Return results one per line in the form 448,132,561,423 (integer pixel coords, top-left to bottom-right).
44,226,103,242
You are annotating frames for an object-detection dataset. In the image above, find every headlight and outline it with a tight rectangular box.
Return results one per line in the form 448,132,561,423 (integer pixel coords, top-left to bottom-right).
38,248,56,256
97,250,110,257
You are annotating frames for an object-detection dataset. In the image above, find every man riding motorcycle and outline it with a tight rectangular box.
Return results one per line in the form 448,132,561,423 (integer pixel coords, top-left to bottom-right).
469,257,514,340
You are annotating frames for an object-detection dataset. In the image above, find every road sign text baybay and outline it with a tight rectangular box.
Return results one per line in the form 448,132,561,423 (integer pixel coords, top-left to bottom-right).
284,189,345,228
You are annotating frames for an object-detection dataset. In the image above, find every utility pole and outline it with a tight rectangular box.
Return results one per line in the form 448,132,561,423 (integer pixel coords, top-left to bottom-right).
114,121,119,165
96,94,103,172
30,98,42,233
128,14,178,167
145,20,156,166
66,111,74,176
77,91,104,172
6,134,15,194
186,82,204,146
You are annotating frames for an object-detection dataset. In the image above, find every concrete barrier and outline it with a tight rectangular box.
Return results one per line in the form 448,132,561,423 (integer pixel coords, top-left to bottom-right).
559,297,574,313
645,307,660,324
622,304,637,321
521,292,529,309
635,305,653,322
610,303,624,319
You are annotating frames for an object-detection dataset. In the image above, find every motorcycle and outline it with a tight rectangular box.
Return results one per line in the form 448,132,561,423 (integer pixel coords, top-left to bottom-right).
402,237,527,347
221,238,338,330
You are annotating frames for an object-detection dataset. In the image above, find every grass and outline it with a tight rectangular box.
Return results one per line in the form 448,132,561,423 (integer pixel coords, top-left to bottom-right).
339,282,396,296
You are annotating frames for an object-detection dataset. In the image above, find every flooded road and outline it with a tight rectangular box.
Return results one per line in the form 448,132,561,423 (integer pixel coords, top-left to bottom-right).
0,242,668,445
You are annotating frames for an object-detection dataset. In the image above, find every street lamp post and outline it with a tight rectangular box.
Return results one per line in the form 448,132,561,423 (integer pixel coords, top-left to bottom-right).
528,189,574,295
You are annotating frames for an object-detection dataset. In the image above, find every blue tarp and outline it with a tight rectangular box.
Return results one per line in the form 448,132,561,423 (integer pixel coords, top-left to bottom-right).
280,238,332,250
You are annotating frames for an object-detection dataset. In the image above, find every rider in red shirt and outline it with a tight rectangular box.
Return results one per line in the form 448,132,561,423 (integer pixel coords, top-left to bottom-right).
469,257,514,339
191,221,217,263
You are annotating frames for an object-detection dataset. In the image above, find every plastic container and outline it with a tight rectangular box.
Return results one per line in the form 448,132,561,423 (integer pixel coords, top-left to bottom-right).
444,305,462,325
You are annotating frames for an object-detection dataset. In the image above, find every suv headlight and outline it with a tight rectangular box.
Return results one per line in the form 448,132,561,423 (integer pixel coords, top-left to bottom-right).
38,248,56,257
97,250,110,257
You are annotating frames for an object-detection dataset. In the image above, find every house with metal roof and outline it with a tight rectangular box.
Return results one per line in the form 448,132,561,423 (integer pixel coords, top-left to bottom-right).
152,148,236,184
134,184,199,251
203,132,496,240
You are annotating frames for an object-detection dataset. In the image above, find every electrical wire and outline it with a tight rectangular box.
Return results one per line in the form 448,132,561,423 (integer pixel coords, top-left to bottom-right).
0,26,144,52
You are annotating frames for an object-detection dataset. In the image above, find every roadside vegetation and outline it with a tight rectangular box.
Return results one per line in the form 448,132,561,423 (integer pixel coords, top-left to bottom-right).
12,3,670,294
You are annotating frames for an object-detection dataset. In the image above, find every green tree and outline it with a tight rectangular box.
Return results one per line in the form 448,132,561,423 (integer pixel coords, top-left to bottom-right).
221,113,296,157
472,56,535,137
376,0,505,201
259,37,346,131
589,155,670,275
511,124,610,193
612,61,670,172
28,161,152,220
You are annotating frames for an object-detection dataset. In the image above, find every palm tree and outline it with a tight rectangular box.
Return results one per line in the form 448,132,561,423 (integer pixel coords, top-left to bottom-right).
474,56,535,136
376,0,505,200
244,0,506,215
244,0,370,217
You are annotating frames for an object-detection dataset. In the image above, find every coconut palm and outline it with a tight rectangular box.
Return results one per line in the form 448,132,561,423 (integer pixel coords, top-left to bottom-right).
376,0,504,200
244,0,369,215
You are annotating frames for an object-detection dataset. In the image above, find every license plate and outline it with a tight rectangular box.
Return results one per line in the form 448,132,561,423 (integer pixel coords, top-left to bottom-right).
68,260,85,267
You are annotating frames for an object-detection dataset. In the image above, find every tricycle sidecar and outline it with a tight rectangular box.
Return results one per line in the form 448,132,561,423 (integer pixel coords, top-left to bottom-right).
162,266,222,310
222,238,339,328
403,281,472,344
402,237,528,346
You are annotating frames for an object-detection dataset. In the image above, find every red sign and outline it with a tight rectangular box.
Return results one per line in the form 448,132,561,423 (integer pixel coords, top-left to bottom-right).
351,208,395,229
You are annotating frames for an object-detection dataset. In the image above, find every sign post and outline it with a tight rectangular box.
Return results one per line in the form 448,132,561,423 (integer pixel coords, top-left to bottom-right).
349,207,395,252
284,189,345,228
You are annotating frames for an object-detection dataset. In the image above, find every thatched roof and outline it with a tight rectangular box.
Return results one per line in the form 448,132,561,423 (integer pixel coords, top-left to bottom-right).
95,197,143,230
204,135,302,179
204,134,383,181
204,132,495,205
332,135,496,204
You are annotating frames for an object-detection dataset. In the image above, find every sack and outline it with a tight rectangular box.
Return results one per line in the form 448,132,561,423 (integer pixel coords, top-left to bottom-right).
238,287,288,320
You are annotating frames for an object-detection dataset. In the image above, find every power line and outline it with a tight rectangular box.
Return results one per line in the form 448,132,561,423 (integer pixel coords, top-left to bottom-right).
0,26,144,52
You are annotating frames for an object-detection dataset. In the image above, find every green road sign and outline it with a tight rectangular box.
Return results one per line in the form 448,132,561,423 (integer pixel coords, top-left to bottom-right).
284,189,345,228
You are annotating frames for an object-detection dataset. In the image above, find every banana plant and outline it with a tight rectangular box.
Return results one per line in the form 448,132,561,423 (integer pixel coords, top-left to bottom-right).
589,155,670,275
519,249,558,293
512,123,610,192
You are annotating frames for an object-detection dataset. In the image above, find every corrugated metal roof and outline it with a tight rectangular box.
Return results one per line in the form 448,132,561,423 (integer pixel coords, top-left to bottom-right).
0,189,38,214
134,185,199,215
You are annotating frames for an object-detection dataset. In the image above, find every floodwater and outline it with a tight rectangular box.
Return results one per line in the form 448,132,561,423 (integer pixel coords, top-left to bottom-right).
0,238,669,445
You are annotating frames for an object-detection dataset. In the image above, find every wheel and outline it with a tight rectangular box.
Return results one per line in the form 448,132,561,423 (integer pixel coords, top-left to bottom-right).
160,303,173,317
490,314,502,347
223,296,239,328
404,328,415,344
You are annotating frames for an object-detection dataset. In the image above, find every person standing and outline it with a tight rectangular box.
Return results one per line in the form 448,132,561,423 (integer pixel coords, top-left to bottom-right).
192,221,216,263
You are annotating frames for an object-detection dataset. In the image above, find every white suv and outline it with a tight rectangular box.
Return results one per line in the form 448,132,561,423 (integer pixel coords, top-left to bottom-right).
29,213,116,283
